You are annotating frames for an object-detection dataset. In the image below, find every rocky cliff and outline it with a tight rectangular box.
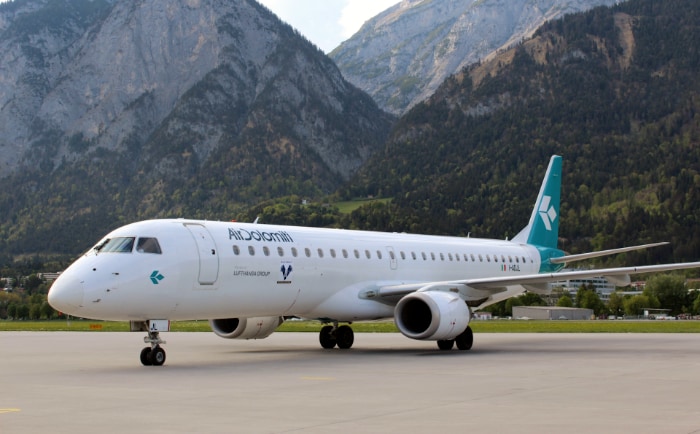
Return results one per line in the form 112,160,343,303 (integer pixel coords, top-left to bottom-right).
0,0,393,255
331,0,619,115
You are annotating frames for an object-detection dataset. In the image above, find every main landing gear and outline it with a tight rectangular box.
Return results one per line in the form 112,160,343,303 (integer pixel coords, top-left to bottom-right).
319,322,354,349
131,321,167,366
437,326,473,351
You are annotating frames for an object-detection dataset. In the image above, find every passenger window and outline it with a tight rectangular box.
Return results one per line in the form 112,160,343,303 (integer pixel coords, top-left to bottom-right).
263,246,270,256
376,250,382,260
342,249,349,258
330,249,337,258
430,252,436,261
471,254,476,262
233,245,240,255
411,252,417,260
248,246,255,256
494,255,498,262
278,247,284,257
291,247,298,257
365,250,371,259
101,237,135,253
317,248,324,258
400,251,406,260
354,249,360,259
305,248,311,258
421,252,427,261
136,237,162,254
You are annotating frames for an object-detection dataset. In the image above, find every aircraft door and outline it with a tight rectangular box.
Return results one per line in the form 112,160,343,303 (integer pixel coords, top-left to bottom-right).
185,224,219,285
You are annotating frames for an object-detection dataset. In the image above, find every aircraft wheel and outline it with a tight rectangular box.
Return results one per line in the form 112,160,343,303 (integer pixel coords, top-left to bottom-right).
455,326,473,351
437,339,454,350
319,325,336,349
140,347,153,366
148,346,166,366
336,325,354,349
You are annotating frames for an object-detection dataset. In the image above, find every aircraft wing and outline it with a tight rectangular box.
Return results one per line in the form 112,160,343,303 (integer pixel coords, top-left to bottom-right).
549,242,669,264
374,261,700,301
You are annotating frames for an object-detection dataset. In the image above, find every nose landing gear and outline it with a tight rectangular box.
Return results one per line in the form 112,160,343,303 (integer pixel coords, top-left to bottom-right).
131,320,168,366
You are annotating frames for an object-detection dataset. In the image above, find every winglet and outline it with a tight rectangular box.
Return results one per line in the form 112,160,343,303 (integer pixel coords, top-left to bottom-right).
512,155,562,249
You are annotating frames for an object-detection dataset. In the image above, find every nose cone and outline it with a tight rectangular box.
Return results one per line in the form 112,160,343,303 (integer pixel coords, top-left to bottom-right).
48,274,84,314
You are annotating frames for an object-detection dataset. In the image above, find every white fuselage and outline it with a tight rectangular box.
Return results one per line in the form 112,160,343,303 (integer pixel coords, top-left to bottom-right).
49,219,541,321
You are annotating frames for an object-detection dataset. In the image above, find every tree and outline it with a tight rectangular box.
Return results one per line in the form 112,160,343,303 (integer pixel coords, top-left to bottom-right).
518,293,547,306
576,285,607,316
607,291,625,318
643,274,689,316
557,295,574,307
7,303,17,320
693,292,700,315
505,297,523,316
624,294,656,317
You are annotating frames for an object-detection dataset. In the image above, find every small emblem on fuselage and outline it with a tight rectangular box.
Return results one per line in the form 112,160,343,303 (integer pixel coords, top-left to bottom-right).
278,262,293,284
150,270,165,285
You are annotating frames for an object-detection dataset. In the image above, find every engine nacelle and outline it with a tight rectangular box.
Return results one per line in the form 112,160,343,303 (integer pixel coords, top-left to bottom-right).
394,291,470,341
209,316,284,340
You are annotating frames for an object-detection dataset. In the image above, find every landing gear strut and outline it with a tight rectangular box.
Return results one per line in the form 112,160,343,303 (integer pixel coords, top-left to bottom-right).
132,321,168,366
319,322,354,349
437,326,473,351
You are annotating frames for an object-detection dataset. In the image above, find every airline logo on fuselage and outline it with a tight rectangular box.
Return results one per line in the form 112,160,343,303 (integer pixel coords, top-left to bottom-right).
228,227,294,243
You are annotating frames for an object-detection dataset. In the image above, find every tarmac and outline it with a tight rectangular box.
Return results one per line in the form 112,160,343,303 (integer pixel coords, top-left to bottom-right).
2,331,700,433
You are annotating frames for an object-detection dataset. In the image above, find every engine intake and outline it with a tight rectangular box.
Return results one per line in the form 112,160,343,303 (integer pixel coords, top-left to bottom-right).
209,316,284,340
394,291,470,341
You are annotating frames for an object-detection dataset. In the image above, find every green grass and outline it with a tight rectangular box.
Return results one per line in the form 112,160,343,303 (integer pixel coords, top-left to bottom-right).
3,319,700,333
334,198,392,214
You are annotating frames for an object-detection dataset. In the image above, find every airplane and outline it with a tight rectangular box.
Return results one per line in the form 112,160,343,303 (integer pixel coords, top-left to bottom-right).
48,155,700,366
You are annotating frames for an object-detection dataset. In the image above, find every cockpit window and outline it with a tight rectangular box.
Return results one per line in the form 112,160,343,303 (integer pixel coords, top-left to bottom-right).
100,237,135,253
137,237,162,254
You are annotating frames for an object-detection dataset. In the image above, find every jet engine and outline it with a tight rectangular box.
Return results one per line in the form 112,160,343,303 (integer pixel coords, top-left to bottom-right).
209,316,284,340
394,291,470,340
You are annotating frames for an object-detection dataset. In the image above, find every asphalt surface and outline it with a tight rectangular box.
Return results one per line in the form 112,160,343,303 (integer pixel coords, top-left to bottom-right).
2,331,700,433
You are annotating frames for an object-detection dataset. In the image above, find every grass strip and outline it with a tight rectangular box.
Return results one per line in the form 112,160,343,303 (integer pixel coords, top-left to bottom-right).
2,319,700,333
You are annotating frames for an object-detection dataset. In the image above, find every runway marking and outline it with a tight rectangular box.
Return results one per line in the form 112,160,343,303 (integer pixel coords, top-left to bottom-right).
0,408,21,414
301,376,335,381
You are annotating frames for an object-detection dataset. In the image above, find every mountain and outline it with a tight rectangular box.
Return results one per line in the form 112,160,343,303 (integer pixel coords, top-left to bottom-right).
331,0,620,115
0,0,393,255
342,0,700,263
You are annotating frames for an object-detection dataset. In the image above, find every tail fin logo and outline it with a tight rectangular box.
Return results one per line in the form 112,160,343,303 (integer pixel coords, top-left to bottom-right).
538,195,557,231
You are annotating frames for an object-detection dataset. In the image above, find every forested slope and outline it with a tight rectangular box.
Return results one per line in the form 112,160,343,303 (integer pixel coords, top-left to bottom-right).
341,0,700,264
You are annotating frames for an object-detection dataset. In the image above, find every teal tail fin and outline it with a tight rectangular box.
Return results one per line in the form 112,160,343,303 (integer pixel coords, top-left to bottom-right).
512,155,562,249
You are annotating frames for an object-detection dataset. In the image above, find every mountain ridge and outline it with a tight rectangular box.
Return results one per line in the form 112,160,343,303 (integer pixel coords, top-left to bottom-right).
340,0,700,263
0,0,393,255
331,0,621,115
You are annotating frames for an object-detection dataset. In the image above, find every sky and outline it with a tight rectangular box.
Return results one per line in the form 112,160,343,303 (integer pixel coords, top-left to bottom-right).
0,0,401,53
258,0,400,52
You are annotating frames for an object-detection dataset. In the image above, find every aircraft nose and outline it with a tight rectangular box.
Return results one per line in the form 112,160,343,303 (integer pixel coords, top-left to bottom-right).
48,274,84,313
